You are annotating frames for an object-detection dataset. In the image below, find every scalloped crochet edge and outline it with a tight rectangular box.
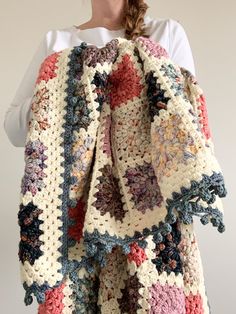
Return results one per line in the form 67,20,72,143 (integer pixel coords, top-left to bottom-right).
82,170,227,273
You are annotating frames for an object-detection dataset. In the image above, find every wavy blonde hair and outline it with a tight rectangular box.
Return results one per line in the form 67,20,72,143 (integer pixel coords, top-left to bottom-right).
122,0,150,40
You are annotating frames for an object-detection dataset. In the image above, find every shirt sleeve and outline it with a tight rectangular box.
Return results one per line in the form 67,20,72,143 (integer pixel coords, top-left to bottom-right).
168,18,196,77
3,31,50,147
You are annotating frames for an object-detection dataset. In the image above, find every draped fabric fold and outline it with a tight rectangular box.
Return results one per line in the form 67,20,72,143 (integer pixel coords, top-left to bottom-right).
18,36,227,313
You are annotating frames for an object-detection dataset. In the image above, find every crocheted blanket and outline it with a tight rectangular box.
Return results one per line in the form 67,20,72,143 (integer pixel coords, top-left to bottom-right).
18,36,227,313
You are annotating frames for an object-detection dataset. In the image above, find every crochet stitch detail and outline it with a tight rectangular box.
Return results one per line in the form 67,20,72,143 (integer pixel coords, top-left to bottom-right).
17,36,227,313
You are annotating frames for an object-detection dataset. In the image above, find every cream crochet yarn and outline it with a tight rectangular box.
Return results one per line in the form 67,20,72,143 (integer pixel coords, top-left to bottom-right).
18,36,227,313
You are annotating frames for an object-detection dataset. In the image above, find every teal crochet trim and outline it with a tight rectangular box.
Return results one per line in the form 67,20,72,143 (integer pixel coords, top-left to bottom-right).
82,171,227,271
23,281,55,306
165,171,227,233
67,259,101,313
22,42,88,306
82,222,171,272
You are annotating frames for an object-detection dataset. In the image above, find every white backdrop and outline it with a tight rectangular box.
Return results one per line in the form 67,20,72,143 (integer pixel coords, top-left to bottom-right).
0,0,235,313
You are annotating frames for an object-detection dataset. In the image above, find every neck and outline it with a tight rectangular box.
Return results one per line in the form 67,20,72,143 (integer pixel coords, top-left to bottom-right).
89,0,126,30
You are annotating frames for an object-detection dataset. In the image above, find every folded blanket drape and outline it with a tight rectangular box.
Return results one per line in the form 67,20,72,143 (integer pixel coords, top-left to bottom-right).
18,36,227,313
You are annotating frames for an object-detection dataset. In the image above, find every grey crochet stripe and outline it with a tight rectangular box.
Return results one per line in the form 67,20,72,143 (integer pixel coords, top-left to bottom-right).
64,42,106,313
23,42,88,306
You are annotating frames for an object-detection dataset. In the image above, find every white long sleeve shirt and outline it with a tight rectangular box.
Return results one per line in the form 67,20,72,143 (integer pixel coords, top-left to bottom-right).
3,15,196,147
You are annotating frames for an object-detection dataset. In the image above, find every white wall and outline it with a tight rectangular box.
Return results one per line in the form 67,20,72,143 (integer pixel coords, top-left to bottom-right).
0,0,235,313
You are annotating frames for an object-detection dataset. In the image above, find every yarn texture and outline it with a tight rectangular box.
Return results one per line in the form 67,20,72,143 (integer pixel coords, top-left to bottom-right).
18,36,227,313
